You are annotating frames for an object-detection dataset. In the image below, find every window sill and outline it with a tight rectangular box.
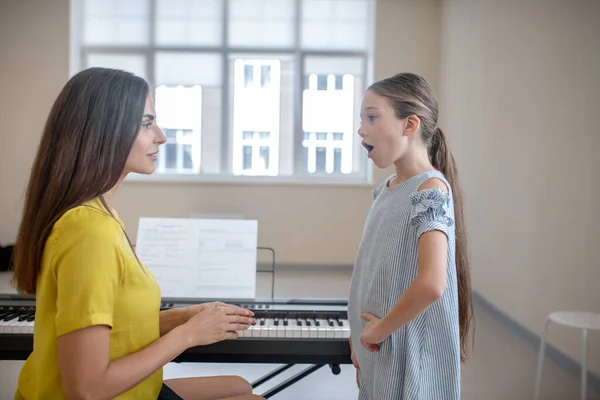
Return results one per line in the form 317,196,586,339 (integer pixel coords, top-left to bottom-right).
124,172,374,188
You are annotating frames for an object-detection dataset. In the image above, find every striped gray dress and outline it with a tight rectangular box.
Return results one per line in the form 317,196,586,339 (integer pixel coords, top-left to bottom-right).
348,169,460,400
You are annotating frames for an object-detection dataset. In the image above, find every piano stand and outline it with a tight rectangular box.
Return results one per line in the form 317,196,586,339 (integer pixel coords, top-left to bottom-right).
254,364,330,399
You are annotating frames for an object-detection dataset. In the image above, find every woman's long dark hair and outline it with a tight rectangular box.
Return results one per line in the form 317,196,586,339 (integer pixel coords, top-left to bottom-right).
12,67,149,295
369,72,474,362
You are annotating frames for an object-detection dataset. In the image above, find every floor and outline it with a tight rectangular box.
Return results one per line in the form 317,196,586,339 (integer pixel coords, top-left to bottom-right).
1,271,598,399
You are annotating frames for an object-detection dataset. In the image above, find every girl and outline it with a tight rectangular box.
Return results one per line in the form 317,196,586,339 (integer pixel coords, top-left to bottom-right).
12,67,264,400
347,72,474,399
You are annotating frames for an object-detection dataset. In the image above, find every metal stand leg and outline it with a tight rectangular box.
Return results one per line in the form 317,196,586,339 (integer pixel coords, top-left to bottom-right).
261,364,325,399
252,364,294,389
534,318,550,400
582,329,588,400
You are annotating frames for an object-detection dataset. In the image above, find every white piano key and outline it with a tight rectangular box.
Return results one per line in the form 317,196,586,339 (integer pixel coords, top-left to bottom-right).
340,318,351,338
266,319,278,338
260,319,270,338
316,318,334,338
307,318,319,338
245,323,258,338
299,319,310,338
276,319,286,338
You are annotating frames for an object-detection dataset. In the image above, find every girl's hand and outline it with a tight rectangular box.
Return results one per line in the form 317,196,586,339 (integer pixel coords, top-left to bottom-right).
360,312,387,352
179,306,255,347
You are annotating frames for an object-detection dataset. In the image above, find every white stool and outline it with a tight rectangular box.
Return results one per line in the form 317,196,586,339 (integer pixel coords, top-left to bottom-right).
533,311,600,400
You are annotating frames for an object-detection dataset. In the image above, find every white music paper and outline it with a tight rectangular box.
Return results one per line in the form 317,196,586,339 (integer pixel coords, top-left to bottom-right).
135,218,258,299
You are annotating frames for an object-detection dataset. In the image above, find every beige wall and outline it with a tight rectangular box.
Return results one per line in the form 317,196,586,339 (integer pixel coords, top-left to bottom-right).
0,0,441,266
439,0,600,375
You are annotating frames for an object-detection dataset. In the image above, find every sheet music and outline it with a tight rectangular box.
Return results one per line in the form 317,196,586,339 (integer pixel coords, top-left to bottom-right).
135,218,258,299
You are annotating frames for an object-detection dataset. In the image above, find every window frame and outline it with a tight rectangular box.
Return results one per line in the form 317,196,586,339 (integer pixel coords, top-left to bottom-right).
71,0,375,186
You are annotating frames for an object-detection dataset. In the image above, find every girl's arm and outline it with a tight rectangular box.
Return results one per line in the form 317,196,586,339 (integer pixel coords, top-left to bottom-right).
58,306,252,400
368,229,448,339
361,178,449,347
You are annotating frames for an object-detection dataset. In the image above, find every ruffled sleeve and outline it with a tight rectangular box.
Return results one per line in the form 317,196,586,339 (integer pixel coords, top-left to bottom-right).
409,187,455,239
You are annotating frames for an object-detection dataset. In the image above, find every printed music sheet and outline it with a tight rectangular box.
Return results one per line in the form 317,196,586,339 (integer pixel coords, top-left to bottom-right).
135,218,258,299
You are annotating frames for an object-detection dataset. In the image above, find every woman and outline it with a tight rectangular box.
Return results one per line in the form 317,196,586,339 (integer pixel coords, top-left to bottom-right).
12,67,264,400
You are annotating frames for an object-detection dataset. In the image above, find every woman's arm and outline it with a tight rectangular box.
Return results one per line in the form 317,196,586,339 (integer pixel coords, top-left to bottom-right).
159,302,251,336
58,324,188,400
58,306,253,400
159,308,189,336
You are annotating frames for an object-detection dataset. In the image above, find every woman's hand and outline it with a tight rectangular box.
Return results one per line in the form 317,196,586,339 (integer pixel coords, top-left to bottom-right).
179,306,255,347
360,312,388,352
184,302,252,319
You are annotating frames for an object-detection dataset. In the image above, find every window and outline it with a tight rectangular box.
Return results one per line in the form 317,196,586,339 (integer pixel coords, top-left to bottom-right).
71,0,374,184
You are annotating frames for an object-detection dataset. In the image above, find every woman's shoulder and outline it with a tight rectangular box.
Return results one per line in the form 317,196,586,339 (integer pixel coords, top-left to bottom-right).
52,199,123,242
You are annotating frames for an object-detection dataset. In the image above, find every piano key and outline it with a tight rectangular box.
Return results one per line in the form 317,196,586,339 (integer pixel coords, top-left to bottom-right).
266,319,278,338
307,318,319,338
0,297,350,340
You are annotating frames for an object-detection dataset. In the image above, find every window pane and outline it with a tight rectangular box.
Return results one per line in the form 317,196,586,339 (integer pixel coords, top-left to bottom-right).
166,143,177,169
183,144,194,169
261,66,271,88
243,146,252,170
304,147,309,172
335,75,343,90
316,147,326,173
155,53,222,86
86,54,146,79
228,0,295,47
259,146,270,170
155,0,223,46
83,0,150,45
244,65,254,88
333,147,342,173
165,129,178,140
230,55,293,176
302,56,364,175
317,75,328,91
155,87,203,173
301,0,371,50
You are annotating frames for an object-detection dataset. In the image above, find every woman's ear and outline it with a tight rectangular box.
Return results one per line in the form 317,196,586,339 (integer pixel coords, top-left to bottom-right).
403,115,421,137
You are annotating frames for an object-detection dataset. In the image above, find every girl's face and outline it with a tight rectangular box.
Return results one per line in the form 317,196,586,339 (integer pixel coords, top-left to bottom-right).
358,90,412,169
123,94,166,176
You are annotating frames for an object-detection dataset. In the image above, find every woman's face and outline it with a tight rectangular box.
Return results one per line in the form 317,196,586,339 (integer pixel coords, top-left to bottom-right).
123,94,166,176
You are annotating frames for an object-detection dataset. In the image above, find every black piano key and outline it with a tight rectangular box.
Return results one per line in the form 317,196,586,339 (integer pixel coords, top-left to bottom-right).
306,319,312,326
283,318,288,326
315,320,321,326
259,318,265,326
3,313,19,321
274,318,279,326
26,315,35,322
328,319,335,327
18,312,34,322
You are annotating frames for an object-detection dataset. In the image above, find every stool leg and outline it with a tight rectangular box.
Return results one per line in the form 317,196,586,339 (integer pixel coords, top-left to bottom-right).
534,318,550,400
581,328,588,400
